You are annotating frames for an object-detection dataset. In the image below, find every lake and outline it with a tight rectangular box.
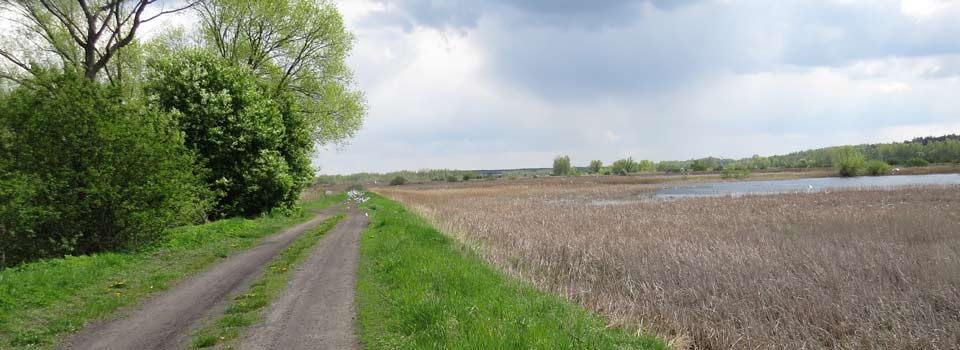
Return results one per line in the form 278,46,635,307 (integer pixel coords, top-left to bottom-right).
651,173,960,200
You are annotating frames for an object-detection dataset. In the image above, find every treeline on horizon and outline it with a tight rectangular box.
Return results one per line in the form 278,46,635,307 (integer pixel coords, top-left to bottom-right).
0,0,364,268
651,133,960,173
317,134,960,184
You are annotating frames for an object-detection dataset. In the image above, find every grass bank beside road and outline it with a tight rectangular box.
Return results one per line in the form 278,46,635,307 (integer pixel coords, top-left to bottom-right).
356,193,665,350
0,194,345,349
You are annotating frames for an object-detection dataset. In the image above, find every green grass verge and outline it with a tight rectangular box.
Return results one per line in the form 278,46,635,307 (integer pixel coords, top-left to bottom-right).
357,194,666,350
190,213,345,349
0,193,346,349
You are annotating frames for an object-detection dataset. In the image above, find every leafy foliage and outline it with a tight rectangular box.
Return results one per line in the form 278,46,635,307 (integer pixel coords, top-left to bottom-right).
389,176,407,186
832,147,866,177
146,51,313,218
637,159,656,172
721,167,751,179
588,160,603,174
552,155,574,176
610,157,638,175
0,71,209,267
197,0,364,147
905,157,929,167
865,160,892,176
690,159,709,172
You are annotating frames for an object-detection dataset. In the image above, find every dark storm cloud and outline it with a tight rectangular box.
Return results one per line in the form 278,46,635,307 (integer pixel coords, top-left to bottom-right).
779,1,960,67
363,0,960,99
364,0,704,30
320,0,960,174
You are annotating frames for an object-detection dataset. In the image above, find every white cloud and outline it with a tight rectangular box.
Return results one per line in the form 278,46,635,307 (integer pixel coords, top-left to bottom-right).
313,0,960,174
900,0,954,19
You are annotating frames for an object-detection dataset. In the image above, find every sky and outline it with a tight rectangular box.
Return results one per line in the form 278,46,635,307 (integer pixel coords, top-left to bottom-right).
112,0,960,174
306,0,960,174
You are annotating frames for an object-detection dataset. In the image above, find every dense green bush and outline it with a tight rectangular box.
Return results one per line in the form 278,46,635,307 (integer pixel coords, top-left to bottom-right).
657,161,686,173
832,147,866,177
389,176,406,186
446,175,460,182
610,157,639,175
0,71,210,267
865,160,892,176
146,51,313,218
690,159,709,172
637,159,656,172
720,167,751,179
552,155,574,176
905,157,929,167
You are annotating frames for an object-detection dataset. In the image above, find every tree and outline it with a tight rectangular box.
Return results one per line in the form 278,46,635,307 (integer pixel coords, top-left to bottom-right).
389,176,406,186
146,51,312,218
196,0,364,146
832,146,866,177
749,155,770,169
690,159,708,172
0,70,209,267
553,155,573,176
610,157,639,175
637,159,656,172
0,0,199,82
588,160,603,174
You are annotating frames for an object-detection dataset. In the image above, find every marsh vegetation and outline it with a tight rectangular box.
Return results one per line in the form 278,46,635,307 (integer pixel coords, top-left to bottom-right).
376,180,960,349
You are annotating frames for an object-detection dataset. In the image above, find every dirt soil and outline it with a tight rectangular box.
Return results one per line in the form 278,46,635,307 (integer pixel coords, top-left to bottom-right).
239,207,368,350
58,205,344,350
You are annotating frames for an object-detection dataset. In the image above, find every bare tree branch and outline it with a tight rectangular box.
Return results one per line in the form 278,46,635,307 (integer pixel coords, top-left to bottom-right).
0,0,202,82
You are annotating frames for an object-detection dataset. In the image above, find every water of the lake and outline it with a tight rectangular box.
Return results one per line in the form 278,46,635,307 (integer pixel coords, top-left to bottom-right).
651,173,960,201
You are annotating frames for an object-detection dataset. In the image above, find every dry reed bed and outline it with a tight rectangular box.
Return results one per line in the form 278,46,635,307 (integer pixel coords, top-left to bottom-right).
374,183,960,350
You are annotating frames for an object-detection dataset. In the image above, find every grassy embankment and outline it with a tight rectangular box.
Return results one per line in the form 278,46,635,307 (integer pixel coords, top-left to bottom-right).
191,214,346,348
355,193,665,349
0,194,345,349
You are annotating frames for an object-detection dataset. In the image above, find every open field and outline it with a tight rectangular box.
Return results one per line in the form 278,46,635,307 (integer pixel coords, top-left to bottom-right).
374,181,960,349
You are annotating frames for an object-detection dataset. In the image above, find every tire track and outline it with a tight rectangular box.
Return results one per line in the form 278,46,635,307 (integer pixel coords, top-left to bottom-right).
240,207,368,350
58,205,343,350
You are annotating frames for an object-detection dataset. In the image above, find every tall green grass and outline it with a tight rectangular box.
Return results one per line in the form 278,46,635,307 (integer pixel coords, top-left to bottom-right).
356,194,665,349
0,194,345,349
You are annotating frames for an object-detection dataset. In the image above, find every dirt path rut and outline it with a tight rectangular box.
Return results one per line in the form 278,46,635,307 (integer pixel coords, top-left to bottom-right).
58,206,343,350
240,207,368,350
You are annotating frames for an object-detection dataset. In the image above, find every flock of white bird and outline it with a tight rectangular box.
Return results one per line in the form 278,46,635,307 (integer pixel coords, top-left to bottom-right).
347,189,368,204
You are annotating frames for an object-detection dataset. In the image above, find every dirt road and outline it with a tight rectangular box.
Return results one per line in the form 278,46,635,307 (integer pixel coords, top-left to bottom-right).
58,205,343,350
240,207,368,350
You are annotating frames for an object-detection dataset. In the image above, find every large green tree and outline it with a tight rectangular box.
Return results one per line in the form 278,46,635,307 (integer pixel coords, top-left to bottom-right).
0,70,209,267
196,0,364,146
146,51,313,218
552,155,574,176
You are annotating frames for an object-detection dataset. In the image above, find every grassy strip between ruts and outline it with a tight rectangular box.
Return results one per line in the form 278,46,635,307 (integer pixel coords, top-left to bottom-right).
191,213,346,349
0,193,346,349
356,193,666,350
